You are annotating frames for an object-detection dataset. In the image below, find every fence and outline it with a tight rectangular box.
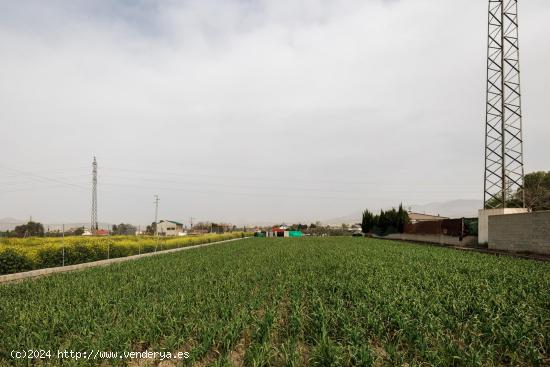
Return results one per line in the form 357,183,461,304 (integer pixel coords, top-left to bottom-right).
404,218,477,238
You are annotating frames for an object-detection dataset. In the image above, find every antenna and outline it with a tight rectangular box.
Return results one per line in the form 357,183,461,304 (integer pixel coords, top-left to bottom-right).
484,0,525,209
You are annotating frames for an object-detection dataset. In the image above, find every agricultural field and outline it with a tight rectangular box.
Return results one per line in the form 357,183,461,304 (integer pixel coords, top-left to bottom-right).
0,237,549,366
0,233,248,275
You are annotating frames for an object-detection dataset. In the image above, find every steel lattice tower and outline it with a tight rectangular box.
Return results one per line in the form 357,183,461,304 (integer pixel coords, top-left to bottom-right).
91,156,98,232
484,0,525,209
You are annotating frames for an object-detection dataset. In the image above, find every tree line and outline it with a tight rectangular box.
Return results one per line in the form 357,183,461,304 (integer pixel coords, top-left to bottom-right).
361,204,410,236
1,221,137,237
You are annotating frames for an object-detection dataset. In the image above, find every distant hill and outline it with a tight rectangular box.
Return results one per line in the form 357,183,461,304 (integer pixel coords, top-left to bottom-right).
323,212,363,226
325,199,482,225
409,199,482,218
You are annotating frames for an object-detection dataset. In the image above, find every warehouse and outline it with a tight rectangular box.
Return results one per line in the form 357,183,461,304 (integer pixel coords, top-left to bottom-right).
157,220,185,236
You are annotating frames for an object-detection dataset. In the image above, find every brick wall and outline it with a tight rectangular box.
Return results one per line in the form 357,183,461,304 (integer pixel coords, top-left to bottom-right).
488,211,550,255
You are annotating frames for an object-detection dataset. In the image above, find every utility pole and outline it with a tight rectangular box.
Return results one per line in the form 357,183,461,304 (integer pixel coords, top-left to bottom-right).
190,217,196,230
62,224,65,267
154,195,160,236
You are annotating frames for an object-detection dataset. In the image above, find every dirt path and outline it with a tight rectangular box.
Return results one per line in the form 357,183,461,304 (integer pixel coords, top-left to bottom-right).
0,237,252,284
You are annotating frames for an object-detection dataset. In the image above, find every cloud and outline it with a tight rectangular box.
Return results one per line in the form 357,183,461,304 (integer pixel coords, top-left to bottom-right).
0,0,549,225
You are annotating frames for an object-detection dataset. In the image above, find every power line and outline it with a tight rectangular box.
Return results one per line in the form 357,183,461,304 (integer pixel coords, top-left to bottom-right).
100,166,478,187
0,165,90,191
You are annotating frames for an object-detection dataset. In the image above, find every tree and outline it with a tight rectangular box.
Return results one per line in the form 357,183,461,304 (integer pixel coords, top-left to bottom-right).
289,223,308,231
362,204,410,236
68,227,85,236
396,203,410,233
112,223,137,235
486,171,550,210
520,171,550,211
377,210,389,234
145,222,156,235
13,221,45,237
361,209,375,233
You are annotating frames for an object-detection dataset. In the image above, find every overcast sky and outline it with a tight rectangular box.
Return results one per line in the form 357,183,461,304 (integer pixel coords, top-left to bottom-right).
0,0,549,226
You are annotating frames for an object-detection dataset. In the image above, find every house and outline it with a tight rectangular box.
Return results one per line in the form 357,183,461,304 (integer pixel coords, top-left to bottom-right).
95,229,110,236
271,227,286,237
408,212,449,224
82,229,109,236
157,220,185,236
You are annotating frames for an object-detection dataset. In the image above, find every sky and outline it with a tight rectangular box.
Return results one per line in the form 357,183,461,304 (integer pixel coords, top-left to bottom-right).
0,0,549,226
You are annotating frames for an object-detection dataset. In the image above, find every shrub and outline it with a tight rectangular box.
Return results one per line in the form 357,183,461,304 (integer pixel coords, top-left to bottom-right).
0,248,35,274
0,233,249,275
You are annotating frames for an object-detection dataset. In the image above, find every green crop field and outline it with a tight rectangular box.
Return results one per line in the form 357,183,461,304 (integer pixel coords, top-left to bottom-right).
0,233,249,275
1,237,549,366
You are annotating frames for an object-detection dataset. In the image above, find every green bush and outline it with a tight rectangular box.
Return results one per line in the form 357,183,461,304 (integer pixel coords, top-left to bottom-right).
36,245,64,268
0,249,35,274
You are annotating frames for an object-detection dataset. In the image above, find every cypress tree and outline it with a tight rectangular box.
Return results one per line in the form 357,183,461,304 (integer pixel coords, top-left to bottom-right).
361,209,374,233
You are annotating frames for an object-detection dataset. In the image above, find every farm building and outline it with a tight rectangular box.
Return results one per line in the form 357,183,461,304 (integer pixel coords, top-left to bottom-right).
408,212,449,224
263,228,302,238
157,220,185,236
83,229,109,236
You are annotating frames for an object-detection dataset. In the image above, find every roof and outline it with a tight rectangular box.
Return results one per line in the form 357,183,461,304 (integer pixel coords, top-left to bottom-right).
159,220,184,226
408,212,449,221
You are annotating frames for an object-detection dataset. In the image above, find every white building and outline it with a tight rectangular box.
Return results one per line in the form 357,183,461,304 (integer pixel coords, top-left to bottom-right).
157,220,186,237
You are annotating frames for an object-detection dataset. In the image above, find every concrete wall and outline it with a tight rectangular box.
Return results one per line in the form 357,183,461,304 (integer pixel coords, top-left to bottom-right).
478,208,528,244
489,211,550,255
382,233,478,247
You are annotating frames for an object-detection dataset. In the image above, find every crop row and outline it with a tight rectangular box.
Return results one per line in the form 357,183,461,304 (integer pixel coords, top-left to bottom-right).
0,237,548,366
0,233,249,275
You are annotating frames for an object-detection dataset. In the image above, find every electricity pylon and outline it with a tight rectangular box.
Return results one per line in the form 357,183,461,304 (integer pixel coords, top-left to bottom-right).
484,0,525,209
91,156,98,232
